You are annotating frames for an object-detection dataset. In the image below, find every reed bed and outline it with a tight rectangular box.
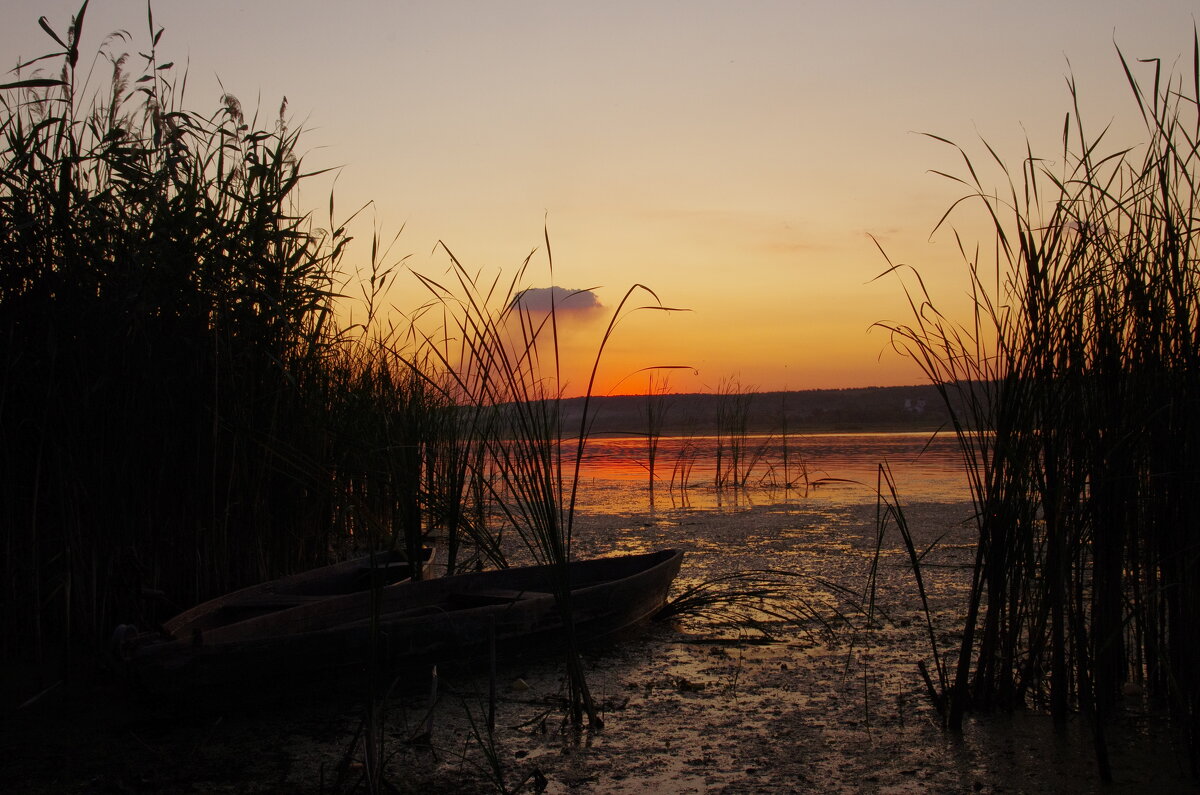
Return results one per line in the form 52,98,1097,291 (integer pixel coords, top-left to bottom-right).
877,37,1200,778
0,3,451,684
0,4,781,697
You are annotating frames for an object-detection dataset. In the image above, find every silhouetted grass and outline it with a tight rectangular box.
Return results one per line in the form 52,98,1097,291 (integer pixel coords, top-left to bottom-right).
407,238,683,728
877,32,1200,779
641,373,672,508
656,569,844,642
713,377,772,490
0,3,450,686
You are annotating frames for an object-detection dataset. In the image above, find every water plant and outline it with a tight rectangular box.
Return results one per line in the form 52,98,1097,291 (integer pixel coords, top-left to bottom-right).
712,377,773,489
877,33,1200,778
656,569,843,642
0,1,448,687
668,435,700,507
640,372,673,508
407,238,683,728
3,2,306,668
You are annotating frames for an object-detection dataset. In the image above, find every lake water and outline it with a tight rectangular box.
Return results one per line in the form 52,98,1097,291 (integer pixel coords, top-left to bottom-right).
28,430,1173,793
477,430,1182,793
572,430,972,513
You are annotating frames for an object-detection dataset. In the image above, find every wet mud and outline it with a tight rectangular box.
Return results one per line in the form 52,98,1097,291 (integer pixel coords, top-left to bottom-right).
5,491,1194,792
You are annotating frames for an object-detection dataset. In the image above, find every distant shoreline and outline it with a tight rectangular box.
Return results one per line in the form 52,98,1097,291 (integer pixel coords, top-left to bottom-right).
560,383,956,436
583,425,948,438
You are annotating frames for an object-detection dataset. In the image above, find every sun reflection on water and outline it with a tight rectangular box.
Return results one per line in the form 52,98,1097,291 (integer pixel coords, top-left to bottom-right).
572,431,971,515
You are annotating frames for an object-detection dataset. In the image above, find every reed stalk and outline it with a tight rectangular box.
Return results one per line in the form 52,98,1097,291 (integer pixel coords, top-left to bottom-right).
0,3,459,687
407,237,682,728
876,32,1200,778
669,435,699,507
640,372,673,509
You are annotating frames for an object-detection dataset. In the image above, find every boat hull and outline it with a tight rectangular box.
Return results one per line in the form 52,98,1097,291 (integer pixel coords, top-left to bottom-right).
124,549,683,694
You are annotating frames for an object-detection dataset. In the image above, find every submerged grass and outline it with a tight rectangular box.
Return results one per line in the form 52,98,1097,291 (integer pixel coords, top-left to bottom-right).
656,569,846,643
877,32,1200,779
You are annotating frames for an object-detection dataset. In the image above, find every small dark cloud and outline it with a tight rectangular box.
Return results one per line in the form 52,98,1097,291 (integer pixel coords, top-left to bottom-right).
512,286,603,315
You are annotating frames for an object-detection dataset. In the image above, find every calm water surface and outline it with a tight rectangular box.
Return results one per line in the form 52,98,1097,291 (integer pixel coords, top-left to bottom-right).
572,431,972,513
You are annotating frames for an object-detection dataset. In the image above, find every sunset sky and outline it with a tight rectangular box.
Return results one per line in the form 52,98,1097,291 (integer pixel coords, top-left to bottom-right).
5,1,1197,395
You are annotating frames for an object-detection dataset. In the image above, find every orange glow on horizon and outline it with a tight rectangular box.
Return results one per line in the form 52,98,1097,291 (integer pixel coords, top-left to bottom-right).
7,0,1187,399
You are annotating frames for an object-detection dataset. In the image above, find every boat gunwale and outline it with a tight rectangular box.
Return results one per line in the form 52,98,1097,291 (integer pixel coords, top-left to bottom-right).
131,549,683,664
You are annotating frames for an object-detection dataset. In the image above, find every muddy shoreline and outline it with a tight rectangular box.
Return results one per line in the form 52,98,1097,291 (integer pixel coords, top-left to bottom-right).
5,497,1194,792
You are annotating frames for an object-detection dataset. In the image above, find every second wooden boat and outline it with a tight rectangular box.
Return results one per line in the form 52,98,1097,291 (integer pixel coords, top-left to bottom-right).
122,548,683,693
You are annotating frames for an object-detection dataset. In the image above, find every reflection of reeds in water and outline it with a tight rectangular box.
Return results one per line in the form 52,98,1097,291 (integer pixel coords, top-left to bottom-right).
656,569,841,641
877,39,1200,778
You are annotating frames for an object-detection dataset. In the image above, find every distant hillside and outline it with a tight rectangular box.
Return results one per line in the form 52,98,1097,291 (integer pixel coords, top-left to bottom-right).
559,384,960,436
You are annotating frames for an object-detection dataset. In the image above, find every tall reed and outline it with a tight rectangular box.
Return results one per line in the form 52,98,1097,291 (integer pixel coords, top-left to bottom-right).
408,238,681,727
0,3,447,683
877,35,1200,777
640,373,673,508
714,377,768,488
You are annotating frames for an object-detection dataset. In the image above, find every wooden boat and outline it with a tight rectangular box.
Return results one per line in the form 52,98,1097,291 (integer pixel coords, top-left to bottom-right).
121,548,683,693
160,547,436,642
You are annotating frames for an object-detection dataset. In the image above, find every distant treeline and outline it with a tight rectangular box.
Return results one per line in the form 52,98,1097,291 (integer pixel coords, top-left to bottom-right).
6,7,1200,780
562,384,977,436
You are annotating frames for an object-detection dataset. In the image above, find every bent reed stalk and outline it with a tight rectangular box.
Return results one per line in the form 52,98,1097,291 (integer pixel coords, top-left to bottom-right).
876,35,1200,778
406,239,684,728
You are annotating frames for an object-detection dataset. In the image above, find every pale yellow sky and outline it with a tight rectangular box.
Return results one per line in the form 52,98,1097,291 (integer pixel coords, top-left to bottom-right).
5,1,1196,394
